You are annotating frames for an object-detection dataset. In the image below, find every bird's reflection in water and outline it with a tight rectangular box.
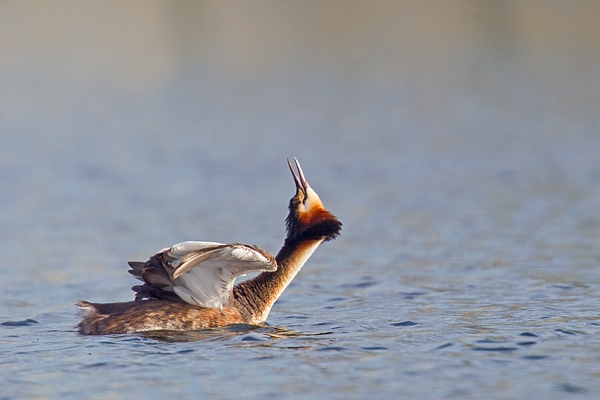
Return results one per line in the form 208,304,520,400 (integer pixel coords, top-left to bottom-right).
141,323,333,345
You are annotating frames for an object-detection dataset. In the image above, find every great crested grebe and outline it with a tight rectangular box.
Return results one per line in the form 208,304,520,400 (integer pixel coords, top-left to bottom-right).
77,158,342,334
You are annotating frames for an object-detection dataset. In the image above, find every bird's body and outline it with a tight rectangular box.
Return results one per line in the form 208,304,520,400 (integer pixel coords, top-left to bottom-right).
77,158,341,335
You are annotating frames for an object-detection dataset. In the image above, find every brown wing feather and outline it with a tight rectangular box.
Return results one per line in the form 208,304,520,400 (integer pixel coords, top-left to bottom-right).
128,252,184,303
246,244,277,266
127,261,146,279
127,243,277,306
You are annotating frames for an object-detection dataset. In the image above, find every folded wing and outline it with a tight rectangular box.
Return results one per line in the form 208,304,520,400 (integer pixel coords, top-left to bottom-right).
128,241,277,310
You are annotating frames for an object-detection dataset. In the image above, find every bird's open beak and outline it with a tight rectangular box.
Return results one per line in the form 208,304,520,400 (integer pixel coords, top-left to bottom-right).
288,157,308,199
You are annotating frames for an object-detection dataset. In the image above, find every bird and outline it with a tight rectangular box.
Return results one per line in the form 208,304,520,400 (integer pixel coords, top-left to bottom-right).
77,158,342,334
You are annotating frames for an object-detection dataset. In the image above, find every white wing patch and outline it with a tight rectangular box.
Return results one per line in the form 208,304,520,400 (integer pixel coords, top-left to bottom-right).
160,241,276,310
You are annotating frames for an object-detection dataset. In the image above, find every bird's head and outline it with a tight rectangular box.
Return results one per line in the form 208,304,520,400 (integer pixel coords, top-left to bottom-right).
285,158,342,243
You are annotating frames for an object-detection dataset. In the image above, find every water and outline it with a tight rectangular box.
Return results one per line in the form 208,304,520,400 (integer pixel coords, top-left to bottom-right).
2,2,600,398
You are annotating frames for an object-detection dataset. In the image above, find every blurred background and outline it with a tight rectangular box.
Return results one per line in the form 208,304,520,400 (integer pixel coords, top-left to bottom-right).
1,0,599,310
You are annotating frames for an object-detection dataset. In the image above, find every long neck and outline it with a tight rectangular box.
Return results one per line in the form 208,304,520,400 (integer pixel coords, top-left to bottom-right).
233,237,323,324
